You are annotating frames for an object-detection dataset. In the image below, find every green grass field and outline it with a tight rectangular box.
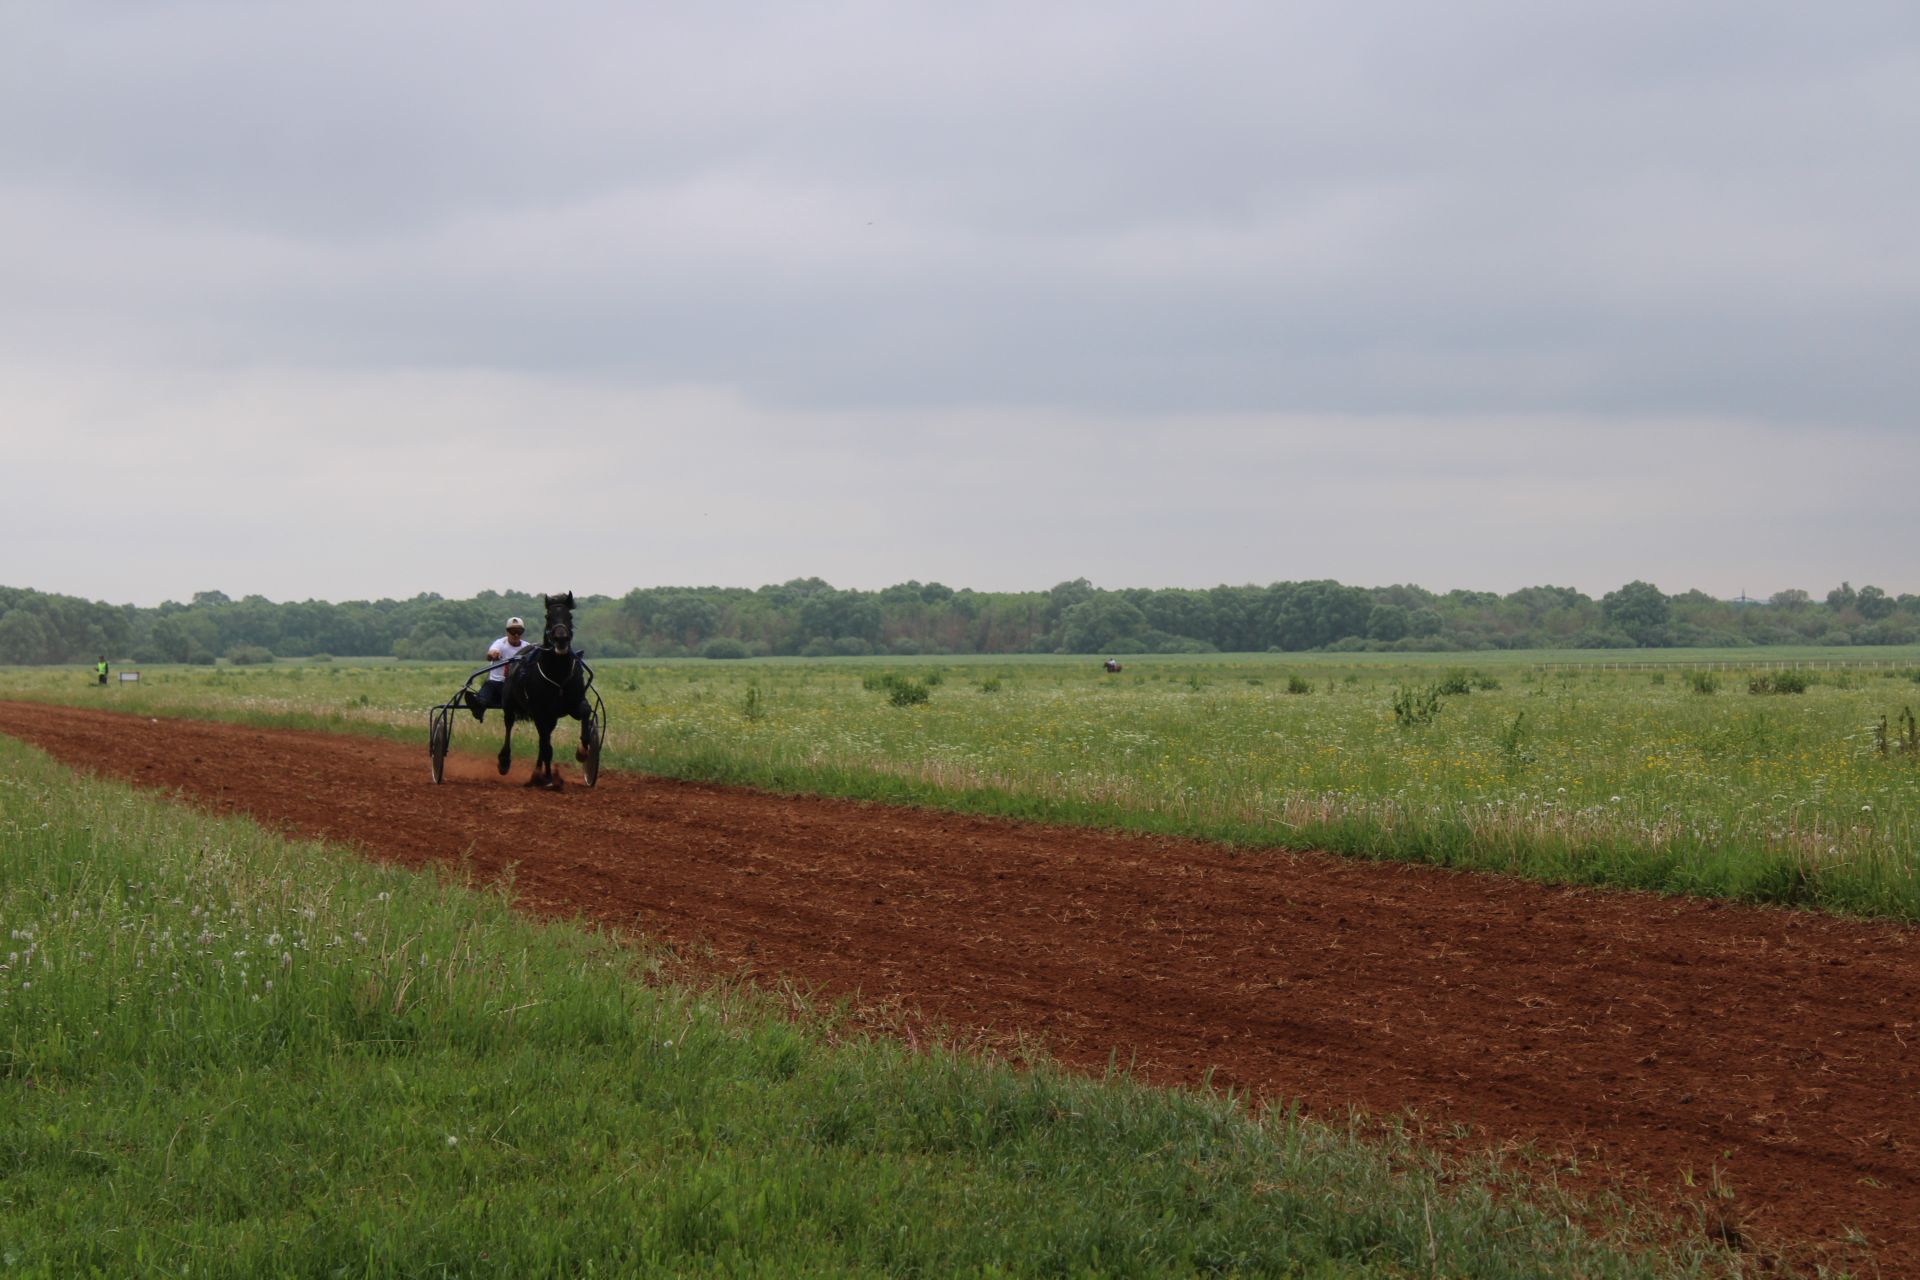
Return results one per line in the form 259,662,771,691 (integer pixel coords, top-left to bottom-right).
0,734,1734,1277
10,646,1920,920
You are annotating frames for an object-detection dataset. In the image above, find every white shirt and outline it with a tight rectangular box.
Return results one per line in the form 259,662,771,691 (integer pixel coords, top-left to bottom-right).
485,634,534,681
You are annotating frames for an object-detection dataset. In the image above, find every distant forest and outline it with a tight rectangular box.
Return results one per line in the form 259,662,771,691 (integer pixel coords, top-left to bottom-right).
2,579,1916,666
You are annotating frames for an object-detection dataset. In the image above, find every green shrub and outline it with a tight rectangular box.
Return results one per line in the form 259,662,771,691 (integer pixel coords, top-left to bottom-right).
701,637,750,660
224,645,274,666
1392,685,1441,726
1285,675,1313,695
863,671,931,706
1875,707,1919,757
1684,671,1719,695
1435,671,1474,696
1749,671,1810,695
1496,711,1534,768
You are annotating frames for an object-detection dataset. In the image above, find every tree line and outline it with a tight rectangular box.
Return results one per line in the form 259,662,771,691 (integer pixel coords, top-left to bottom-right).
2,579,1916,666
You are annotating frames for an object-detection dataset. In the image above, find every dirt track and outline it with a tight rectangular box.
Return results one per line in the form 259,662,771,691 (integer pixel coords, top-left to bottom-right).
5,700,1919,1271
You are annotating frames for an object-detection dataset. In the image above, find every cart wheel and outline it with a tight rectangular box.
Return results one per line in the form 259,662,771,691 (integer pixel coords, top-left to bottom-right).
582,711,603,788
429,711,450,784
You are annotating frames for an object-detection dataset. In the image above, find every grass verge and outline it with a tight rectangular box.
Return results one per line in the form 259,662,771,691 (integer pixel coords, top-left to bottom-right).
0,734,1734,1277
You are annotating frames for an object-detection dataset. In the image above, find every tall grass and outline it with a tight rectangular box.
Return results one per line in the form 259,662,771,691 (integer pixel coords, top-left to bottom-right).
0,736,1726,1276
9,651,1920,918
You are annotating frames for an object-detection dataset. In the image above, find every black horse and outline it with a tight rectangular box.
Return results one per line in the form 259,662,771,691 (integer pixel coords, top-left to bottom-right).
498,591,593,788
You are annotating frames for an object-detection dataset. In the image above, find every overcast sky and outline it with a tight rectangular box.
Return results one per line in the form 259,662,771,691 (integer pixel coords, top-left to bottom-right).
4,1,1917,606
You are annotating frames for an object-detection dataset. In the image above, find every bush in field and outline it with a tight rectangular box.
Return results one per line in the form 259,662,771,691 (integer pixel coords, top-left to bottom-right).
863,671,930,706
1496,711,1535,769
1436,671,1474,696
1750,671,1811,695
1685,671,1719,695
701,637,750,660
1286,675,1313,695
1876,707,1919,756
1392,685,1441,726
224,644,274,666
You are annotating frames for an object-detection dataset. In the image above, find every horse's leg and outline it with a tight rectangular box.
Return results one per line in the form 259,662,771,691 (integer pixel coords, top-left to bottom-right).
573,697,592,761
527,716,553,788
497,704,515,776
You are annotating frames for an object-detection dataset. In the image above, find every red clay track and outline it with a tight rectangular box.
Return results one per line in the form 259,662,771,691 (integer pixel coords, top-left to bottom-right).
5,700,1919,1272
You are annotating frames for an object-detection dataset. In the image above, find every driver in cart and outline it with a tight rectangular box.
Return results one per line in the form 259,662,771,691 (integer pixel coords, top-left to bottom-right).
465,616,536,720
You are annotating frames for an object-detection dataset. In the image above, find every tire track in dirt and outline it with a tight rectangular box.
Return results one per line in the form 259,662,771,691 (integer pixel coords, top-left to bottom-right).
5,700,1917,1272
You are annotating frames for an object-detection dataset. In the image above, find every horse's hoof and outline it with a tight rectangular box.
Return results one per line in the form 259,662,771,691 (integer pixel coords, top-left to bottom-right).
575,746,589,762
550,774,566,792
524,774,544,788
497,759,511,776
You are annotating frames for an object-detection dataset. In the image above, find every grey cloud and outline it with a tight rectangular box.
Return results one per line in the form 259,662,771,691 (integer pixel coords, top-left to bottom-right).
5,2,1917,423
4,3,1918,605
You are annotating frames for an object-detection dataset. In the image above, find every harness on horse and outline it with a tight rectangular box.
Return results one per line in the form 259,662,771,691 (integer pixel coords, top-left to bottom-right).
526,646,581,689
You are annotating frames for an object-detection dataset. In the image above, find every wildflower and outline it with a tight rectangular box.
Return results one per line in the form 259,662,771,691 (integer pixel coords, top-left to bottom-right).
446,1135,458,1148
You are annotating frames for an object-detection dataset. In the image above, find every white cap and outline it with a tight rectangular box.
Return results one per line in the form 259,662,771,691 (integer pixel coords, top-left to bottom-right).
506,617,525,629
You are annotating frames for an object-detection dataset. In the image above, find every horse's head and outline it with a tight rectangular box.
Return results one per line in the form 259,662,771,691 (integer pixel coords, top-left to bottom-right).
541,591,576,654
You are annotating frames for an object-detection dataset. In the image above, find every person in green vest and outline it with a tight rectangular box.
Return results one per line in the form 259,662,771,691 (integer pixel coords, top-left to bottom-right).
96,656,109,686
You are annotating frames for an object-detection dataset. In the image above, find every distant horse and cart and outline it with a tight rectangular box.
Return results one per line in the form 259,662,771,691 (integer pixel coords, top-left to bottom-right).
427,591,606,789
